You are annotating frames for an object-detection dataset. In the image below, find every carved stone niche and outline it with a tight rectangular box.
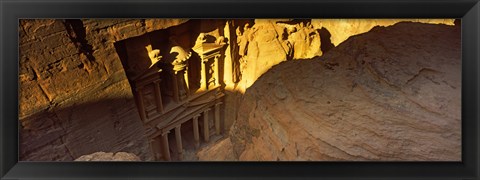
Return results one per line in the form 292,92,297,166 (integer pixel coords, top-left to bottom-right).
131,66,164,122
117,35,195,124
192,41,227,91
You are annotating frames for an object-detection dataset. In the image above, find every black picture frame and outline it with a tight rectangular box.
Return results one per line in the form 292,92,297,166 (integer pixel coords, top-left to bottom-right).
1,0,479,179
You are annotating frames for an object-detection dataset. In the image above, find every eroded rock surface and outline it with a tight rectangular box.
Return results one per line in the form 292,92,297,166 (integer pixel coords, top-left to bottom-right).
197,138,236,161
75,152,141,161
229,22,461,161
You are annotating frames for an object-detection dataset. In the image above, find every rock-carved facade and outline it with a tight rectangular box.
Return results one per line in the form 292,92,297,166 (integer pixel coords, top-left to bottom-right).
119,29,227,161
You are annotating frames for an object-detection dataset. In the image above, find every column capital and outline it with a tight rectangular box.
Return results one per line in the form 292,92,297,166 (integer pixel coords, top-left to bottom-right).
135,86,145,92
161,130,170,136
153,79,162,84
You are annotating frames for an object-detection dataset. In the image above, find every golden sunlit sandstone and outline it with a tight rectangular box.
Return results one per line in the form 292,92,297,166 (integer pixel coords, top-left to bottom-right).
75,151,141,161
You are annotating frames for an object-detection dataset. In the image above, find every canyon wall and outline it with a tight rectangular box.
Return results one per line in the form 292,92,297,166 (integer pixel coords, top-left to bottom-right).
19,19,189,161
227,22,461,161
223,19,454,133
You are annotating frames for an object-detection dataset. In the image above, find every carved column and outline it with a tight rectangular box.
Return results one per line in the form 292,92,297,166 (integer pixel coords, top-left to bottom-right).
214,102,223,135
172,72,180,102
201,60,208,90
153,80,164,113
174,126,183,160
214,55,220,87
150,137,162,160
192,114,200,149
135,86,147,121
183,69,190,92
203,108,211,142
161,131,171,161
177,70,189,100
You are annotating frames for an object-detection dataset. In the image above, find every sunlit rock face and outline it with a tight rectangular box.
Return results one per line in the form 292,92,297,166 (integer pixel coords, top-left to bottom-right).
75,151,141,161
235,19,322,89
311,19,455,46
229,22,461,161
233,19,455,92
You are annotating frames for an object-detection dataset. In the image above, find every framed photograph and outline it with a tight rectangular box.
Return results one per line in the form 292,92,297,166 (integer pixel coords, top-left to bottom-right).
1,0,479,179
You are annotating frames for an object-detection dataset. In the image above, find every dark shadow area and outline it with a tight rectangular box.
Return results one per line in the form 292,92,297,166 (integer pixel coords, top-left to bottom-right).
454,18,461,27
63,19,96,62
203,34,217,43
318,27,335,54
19,83,239,161
229,19,255,83
19,97,148,161
114,40,129,72
276,19,311,26
188,51,202,93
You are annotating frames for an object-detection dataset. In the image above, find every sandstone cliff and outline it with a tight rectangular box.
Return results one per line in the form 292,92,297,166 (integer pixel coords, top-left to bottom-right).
19,19,188,161
227,22,461,161
222,19,454,132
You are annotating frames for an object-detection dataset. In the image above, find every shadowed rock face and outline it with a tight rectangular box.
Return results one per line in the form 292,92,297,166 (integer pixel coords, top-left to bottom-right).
19,19,189,161
228,22,461,161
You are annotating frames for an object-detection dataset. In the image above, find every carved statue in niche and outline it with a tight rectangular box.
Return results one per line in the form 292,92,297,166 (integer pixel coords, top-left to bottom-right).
207,59,216,88
146,44,162,67
193,33,208,49
169,36,192,101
